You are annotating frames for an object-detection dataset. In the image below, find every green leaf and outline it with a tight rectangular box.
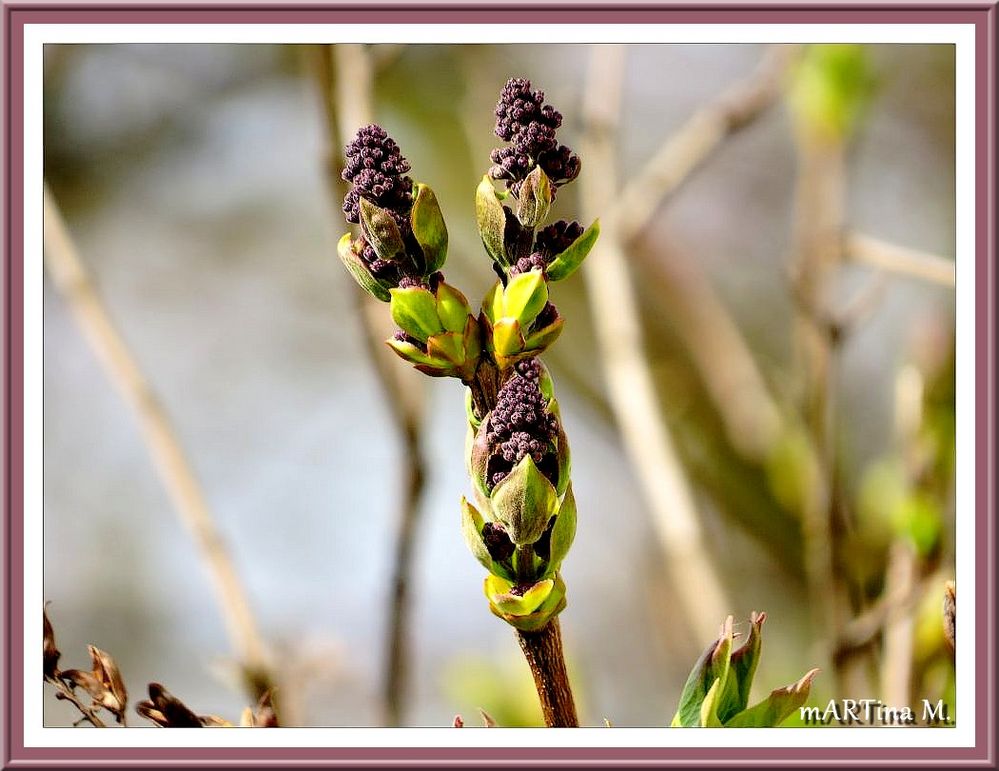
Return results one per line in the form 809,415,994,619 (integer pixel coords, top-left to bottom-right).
516,166,553,228
359,198,406,262
435,282,472,334
390,286,443,342
524,314,564,353
461,316,482,371
502,270,548,327
724,669,820,727
464,389,481,431
552,417,572,497
546,219,600,282
672,617,735,727
488,574,567,632
460,497,493,572
337,233,391,302
717,611,765,723
476,175,508,266
490,455,558,546
491,319,525,358
481,281,504,324
488,578,554,616
427,332,465,365
385,337,435,367
543,484,576,577
410,183,448,272
699,678,724,727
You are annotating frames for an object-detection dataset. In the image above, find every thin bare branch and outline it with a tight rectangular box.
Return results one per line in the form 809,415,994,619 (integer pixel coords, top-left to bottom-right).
609,45,801,244
311,43,427,728
42,186,274,704
845,233,955,289
579,44,732,644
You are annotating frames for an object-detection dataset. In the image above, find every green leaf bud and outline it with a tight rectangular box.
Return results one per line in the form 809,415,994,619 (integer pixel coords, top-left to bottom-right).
490,454,558,546
476,175,508,266
336,233,392,302
516,166,553,228
410,183,448,273
359,198,407,262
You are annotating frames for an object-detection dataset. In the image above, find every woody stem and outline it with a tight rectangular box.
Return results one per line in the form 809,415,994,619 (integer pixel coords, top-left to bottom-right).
515,619,579,727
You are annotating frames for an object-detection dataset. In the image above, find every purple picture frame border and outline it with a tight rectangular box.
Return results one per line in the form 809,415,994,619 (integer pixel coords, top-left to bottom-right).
2,1,995,767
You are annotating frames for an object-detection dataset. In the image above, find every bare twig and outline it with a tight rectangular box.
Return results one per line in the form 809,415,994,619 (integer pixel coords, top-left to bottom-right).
45,674,108,728
845,233,955,289
609,45,802,244
42,186,275,705
579,44,732,644
311,43,428,727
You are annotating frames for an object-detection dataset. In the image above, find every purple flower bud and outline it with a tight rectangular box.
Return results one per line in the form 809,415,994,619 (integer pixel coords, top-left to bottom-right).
482,522,516,562
534,220,585,260
485,359,560,489
341,124,442,288
489,79,580,196
342,125,415,226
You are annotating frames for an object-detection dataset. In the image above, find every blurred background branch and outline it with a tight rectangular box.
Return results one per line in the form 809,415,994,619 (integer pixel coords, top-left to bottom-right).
42,185,277,708
845,233,955,288
311,43,428,728
580,44,731,644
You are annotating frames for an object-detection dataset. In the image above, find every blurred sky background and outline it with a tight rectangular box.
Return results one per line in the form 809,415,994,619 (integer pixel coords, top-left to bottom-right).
42,43,955,727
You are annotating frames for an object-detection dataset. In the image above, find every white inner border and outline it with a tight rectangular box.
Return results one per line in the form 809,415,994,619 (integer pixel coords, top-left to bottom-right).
21,23,977,751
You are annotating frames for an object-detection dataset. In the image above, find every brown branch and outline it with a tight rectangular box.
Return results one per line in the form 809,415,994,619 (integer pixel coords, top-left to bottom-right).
310,43,428,728
42,187,276,707
515,620,578,727
580,44,732,645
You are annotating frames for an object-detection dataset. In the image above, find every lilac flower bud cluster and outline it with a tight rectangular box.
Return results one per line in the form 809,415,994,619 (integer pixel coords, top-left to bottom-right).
509,220,586,276
341,124,430,288
342,124,414,227
486,359,559,488
489,78,581,197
